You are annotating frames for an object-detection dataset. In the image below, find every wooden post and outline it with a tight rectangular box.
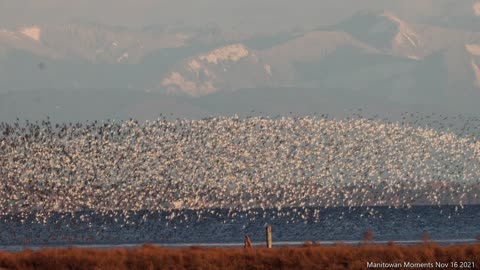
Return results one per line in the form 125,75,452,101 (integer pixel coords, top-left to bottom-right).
244,235,252,248
266,224,272,248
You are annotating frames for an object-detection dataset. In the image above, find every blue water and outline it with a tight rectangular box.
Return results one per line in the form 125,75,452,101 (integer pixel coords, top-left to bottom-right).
0,205,479,249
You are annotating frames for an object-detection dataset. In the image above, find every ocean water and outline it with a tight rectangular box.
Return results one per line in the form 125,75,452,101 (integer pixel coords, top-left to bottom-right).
0,205,479,250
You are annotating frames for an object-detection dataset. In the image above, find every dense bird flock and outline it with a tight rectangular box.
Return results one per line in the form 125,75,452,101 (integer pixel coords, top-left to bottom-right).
1,114,480,224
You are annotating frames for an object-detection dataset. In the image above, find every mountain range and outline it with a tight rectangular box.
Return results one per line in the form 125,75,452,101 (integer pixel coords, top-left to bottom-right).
2,6,480,121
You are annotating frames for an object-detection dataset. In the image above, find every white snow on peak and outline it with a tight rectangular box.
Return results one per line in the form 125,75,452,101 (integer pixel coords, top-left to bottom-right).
264,64,272,76
466,44,480,56
117,52,129,63
198,44,249,64
380,11,404,25
186,59,216,80
472,60,480,88
0,28,18,39
162,72,216,97
188,59,202,73
474,2,480,16
162,44,253,96
381,11,420,49
20,26,41,41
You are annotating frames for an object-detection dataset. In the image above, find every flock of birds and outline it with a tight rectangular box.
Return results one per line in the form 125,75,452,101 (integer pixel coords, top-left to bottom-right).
0,113,480,228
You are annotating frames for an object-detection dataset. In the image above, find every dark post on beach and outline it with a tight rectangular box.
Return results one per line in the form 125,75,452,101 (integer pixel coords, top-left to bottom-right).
266,224,272,248
244,235,252,248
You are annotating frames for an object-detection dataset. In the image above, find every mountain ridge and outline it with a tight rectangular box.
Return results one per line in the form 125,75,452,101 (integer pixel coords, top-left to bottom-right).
2,10,480,118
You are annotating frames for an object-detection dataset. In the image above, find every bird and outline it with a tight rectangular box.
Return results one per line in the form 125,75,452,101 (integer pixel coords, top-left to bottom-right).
0,112,479,245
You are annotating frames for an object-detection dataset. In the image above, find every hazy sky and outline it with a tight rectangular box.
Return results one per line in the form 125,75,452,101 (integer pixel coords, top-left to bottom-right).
0,0,462,32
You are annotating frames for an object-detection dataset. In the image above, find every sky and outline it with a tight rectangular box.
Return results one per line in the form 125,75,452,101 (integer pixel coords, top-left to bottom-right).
0,0,455,32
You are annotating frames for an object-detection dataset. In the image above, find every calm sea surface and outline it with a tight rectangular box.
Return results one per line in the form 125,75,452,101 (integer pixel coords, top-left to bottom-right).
0,205,479,250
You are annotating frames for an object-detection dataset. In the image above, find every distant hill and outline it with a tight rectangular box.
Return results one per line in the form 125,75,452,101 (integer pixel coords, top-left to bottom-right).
2,9,480,119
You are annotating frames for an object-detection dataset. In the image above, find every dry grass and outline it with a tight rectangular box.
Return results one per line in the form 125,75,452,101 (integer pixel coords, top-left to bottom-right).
0,243,478,270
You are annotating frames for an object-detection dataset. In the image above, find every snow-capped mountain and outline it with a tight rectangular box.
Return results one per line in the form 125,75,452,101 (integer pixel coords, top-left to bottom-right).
326,11,422,56
3,9,480,121
161,44,273,96
0,23,187,64
475,2,480,16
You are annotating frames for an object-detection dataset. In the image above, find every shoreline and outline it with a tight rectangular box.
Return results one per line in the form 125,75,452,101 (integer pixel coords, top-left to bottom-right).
1,238,478,252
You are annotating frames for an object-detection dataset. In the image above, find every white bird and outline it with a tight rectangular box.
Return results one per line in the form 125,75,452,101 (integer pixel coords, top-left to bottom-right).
0,113,479,244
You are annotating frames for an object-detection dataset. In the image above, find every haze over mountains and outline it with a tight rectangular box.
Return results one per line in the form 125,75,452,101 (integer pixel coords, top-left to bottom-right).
2,1,480,121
